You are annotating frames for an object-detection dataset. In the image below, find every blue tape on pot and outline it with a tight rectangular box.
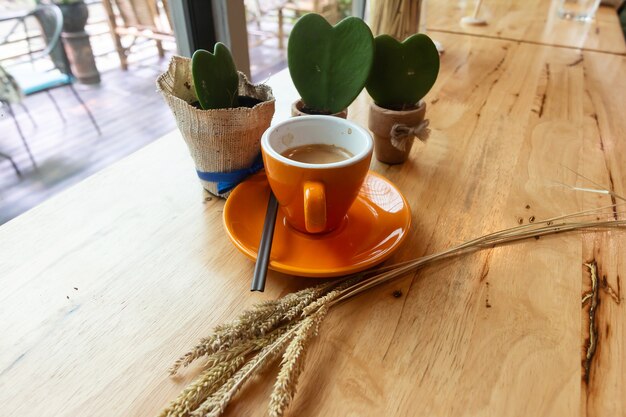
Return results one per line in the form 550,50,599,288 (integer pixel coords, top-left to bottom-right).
196,153,264,194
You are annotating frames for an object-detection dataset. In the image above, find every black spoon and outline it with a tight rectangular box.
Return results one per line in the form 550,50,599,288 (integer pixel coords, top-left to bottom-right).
251,191,279,292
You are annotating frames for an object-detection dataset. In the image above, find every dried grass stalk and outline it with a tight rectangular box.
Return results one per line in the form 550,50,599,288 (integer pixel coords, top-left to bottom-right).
169,284,335,375
268,306,329,417
191,324,302,417
160,198,624,417
160,356,245,417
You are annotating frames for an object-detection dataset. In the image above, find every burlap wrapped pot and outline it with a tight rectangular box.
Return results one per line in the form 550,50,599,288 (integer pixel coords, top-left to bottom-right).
156,55,275,197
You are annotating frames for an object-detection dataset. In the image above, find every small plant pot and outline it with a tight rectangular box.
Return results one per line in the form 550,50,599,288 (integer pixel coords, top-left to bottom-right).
56,0,100,84
291,98,348,119
157,56,275,197
368,101,426,164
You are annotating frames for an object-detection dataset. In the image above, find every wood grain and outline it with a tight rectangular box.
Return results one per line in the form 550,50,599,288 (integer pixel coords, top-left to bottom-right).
425,0,626,55
578,47,626,416
1,32,625,416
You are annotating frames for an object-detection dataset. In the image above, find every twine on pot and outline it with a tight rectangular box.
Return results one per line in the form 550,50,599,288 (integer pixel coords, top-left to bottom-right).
389,119,430,152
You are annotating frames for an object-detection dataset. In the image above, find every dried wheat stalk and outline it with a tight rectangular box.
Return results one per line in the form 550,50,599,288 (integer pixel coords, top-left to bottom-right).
268,306,329,417
159,198,624,417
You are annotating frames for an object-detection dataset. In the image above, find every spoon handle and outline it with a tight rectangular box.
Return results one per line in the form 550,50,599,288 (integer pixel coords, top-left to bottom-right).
251,191,279,292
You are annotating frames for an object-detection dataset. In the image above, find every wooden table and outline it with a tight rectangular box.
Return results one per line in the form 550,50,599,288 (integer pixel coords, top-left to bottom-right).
1,31,625,416
426,0,626,55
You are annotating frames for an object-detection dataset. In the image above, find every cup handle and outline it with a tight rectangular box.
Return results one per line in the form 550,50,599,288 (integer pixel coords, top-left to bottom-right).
303,181,326,233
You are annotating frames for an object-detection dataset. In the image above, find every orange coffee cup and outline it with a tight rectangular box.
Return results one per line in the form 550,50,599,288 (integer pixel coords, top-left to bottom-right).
261,115,373,234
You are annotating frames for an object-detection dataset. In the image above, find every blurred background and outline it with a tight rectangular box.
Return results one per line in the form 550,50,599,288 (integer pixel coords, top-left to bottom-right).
0,0,360,224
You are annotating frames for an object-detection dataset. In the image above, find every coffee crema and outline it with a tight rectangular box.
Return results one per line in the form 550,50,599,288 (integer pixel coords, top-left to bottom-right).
281,144,354,164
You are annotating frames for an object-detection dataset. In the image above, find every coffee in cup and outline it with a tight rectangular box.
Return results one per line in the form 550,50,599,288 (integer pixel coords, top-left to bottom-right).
281,144,354,164
261,115,373,234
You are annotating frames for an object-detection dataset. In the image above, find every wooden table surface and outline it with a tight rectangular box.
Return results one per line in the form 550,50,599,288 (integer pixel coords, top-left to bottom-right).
426,0,626,55
1,31,625,416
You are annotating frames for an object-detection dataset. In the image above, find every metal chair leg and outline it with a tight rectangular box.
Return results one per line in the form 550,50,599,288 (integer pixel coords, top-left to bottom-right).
278,8,284,49
19,103,37,127
0,151,22,178
3,101,37,168
45,90,67,124
68,85,101,136
23,19,35,66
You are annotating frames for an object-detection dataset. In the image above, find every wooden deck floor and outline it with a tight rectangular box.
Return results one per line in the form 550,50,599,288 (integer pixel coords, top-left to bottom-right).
0,52,177,224
0,35,287,225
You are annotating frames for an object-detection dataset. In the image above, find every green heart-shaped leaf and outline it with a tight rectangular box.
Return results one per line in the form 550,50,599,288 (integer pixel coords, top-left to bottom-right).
366,34,439,109
288,14,374,114
192,43,239,110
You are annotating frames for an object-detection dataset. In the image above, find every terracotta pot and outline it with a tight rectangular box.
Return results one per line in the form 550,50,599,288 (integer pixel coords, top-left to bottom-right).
368,101,426,164
291,98,348,119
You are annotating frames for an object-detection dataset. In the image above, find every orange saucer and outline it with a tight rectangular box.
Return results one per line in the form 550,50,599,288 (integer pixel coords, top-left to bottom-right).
223,171,411,277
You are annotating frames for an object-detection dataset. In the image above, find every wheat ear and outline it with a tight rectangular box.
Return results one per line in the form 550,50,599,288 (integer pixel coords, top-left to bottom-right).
268,306,329,417
169,283,335,374
190,324,302,417
159,356,245,417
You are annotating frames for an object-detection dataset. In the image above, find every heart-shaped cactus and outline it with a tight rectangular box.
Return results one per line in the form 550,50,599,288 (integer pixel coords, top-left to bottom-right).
192,43,239,110
366,34,440,110
288,14,374,114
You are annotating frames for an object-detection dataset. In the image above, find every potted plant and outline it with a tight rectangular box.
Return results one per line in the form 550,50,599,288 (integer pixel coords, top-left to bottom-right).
366,33,439,164
54,0,88,32
157,43,275,197
287,13,374,118
53,0,100,84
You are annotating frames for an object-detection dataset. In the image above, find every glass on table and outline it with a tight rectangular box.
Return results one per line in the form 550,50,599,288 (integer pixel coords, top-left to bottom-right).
557,0,601,21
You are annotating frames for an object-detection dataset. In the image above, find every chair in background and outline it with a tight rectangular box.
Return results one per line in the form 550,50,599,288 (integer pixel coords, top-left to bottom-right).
0,68,24,177
1,4,101,168
0,152,22,177
283,0,342,24
1,54,35,171
101,0,175,70
245,0,288,49
245,0,342,50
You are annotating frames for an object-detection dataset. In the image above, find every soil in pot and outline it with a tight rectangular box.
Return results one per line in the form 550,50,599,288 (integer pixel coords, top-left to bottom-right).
291,98,348,119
